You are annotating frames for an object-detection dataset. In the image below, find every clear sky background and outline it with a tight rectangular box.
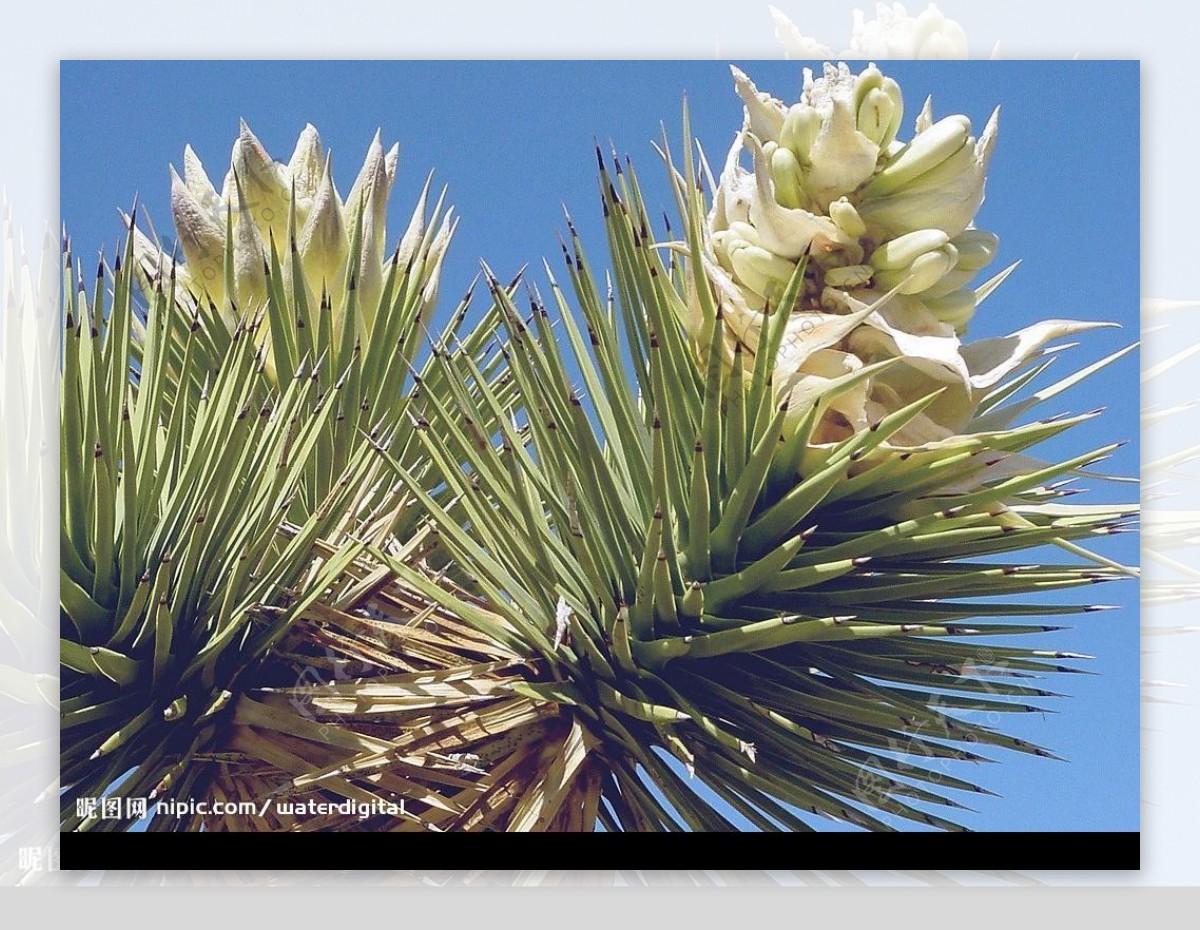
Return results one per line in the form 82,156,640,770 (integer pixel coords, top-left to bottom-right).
60,59,1140,832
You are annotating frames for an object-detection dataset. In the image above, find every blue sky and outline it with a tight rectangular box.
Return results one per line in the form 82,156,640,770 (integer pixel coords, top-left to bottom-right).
61,59,1140,832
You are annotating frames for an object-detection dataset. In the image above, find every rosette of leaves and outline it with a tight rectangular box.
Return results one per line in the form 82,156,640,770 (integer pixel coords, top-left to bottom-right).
59,130,520,830
360,118,1136,830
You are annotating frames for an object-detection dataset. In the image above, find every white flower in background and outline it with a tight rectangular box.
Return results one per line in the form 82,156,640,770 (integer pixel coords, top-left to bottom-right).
769,7,839,59
699,63,1095,446
849,3,968,58
772,3,976,61
131,121,453,340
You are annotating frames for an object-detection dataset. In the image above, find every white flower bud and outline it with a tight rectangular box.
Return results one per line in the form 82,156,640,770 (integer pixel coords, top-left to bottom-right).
287,123,326,212
770,146,808,210
869,228,950,271
950,229,1000,271
170,164,225,301
829,198,867,239
780,103,821,164
873,244,957,294
226,120,290,245
923,287,977,329
135,122,447,382
297,157,348,294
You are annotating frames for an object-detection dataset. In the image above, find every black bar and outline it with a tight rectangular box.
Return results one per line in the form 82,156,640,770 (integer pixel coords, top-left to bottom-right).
61,830,1139,872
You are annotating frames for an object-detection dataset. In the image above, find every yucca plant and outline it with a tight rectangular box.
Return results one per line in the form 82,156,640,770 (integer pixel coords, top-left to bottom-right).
61,64,1136,834
351,65,1137,830
59,128,525,831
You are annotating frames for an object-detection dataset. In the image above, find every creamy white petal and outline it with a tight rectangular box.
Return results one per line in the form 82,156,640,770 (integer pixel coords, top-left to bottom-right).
802,63,880,205
286,123,326,212
712,163,756,232
843,289,970,384
384,142,400,196
777,300,879,372
170,164,225,303
745,135,840,260
396,173,431,271
343,133,390,319
915,95,935,133
730,67,787,143
297,156,348,297
228,120,290,244
777,348,871,441
182,145,221,224
231,179,268,310
963,319,1117,391
419,209,457,329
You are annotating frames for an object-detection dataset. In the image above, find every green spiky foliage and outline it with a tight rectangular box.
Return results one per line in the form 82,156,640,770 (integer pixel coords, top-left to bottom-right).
60,96,1137,834
362,130,1138,831
58,194,520,830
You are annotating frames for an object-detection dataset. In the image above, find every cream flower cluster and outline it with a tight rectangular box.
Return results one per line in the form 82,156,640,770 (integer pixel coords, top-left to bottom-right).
133,121,451,338
772,3,972,60
699,64,1093,446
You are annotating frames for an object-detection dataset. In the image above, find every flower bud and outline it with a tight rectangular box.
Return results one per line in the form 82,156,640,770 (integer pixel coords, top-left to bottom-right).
728,241,798,305
862,115,971,198
923,287,977,330
287,123,326,212
829,198,867,239
134,122,449,382
857,87,898,147
869,228,950,272
780,103,821,163
770,145,809,210
170,165,225,301
226,120,290,245
873,244,957,294
297,157,348,293
950,229,1000,271
702,63,1006,445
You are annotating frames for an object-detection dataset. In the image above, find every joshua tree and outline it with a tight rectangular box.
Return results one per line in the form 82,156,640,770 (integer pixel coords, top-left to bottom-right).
60,62,1135,832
